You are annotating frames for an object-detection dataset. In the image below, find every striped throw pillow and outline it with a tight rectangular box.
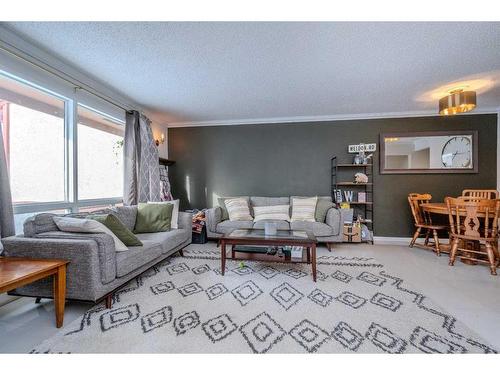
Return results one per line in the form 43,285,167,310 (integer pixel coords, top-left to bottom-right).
253,205,290,222
290,197,318,222
225,198,253,221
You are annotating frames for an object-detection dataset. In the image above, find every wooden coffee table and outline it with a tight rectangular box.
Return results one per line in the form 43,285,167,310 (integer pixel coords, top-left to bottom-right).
220,229,318,281
0,257,69,328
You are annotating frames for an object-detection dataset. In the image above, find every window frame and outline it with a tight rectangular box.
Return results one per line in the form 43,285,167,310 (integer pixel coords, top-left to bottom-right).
1,70,125,216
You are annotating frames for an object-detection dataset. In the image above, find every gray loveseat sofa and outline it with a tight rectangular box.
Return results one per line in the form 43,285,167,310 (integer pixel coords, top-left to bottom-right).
1,206,192,307
205,196,347,249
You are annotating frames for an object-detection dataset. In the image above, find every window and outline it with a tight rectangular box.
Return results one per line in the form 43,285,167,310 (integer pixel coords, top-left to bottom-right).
0,70,126,230
77,105,124,200
0,74,66,204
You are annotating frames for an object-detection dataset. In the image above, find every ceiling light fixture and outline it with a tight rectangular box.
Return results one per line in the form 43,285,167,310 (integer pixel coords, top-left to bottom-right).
439,89,476,116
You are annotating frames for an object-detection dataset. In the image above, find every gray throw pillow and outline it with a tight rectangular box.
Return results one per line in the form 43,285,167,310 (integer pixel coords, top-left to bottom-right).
315,200,334,222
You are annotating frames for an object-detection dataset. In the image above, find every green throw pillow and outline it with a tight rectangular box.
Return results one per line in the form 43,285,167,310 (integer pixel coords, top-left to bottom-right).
87,213,143,247
315,200,334,222
134,202,173,233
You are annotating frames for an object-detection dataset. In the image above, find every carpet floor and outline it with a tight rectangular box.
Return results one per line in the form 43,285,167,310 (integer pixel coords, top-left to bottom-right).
31,243,497,353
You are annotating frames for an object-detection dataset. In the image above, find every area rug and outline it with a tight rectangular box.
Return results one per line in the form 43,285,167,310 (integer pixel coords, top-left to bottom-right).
31,244,496,353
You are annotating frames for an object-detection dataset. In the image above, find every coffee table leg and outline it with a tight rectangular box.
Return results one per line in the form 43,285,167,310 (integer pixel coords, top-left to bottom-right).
221,240,226,275
311,243,317,282
53,265,66,328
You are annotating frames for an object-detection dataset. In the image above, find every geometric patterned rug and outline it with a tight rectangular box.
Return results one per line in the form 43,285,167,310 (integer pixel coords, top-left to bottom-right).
31,243,497,353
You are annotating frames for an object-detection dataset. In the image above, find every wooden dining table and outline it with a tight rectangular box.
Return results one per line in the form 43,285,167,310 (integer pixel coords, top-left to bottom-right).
420,202,490,217
420,202,488,265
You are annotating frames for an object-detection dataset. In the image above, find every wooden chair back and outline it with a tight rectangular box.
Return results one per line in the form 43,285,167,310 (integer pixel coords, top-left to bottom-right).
462,189,499,201
445,197,500,240
408,193,433,226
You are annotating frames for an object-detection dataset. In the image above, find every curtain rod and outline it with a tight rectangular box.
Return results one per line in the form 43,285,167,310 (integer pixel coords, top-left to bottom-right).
0,39,137,113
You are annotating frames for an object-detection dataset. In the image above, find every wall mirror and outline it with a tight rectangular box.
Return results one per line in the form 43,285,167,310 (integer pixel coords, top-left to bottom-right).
380,130,478,174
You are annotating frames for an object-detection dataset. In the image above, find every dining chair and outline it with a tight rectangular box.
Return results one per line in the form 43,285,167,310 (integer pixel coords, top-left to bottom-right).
462,189,499,201
407,193,447,255
446,197,500,275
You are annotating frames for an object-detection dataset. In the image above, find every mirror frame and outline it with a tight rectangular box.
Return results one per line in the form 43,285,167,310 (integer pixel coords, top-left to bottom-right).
379,130,478,174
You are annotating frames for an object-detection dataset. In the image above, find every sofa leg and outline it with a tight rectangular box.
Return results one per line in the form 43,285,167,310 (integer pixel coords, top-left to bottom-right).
35,297,42,304
105,294,113,309
327,243,333,252
178,249,184,257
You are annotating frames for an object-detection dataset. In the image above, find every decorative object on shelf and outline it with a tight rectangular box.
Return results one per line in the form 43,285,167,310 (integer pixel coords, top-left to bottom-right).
380,131,478,174
358,192,366,203
343,224,361,243
340,202,351,209
362,153,373,165
333,189,343,203
155,133,165,147
439,88,476,115
351,143,375,165
343,190,354,202
354,172,368,184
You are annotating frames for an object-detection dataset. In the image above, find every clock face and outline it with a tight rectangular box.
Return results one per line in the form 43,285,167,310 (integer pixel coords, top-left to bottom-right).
441,136,472,168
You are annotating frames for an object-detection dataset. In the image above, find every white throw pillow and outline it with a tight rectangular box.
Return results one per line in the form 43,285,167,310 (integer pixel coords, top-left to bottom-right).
148,199,179,229
53,216,128,252
225,197,253,221
253,205,290,222
290,197,318,222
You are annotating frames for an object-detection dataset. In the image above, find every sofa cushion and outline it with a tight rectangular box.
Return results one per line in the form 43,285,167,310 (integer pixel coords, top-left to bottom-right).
87,213,143,247
218,196,249,221
23,213,59,237
290,221,334,237
116,240,164,277
252,220,290,230
290,197,318,222
253,205,290,222
216,220,254,234
134,202,173,233
315,200,335,222
225,198,253,221
250,196,289,207
135,229,188,253
111,206,138,231
291,196,333,222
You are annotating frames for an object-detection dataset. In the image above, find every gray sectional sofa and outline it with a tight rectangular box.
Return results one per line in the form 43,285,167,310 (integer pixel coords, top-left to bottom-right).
205,196,347,248
1,206,192,306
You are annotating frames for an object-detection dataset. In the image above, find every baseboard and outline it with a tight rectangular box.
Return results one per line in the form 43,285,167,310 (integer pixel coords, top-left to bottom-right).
373,236,450,246
373,236,412,245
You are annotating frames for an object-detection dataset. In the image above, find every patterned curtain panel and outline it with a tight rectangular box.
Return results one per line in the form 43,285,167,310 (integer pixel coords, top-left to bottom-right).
0,122,15,248
123,111,160,205
159,166,173,201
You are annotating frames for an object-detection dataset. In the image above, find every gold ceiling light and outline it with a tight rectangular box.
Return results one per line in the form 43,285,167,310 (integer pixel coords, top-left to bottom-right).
439,88,476,116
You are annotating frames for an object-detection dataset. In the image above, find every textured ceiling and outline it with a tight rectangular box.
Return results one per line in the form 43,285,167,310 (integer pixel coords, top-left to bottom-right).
3,22,500,125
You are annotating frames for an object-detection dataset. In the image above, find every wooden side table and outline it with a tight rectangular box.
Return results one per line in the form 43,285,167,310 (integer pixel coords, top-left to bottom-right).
0,257,69,328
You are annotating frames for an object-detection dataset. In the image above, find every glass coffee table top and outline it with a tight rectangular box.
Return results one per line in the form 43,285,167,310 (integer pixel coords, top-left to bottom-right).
225,229,316,242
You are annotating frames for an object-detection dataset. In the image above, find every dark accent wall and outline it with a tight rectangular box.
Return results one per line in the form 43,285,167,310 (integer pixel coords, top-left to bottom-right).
169,114,497,237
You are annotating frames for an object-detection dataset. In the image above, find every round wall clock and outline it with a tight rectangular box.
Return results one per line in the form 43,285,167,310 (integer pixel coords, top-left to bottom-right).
441,136,472,168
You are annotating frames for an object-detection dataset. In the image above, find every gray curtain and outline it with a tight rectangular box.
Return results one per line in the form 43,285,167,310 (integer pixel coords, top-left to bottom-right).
0,122,15,249
123,111,161,205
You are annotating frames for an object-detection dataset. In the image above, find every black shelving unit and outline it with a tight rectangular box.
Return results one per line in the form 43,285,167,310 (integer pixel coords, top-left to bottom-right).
331,156,374,243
